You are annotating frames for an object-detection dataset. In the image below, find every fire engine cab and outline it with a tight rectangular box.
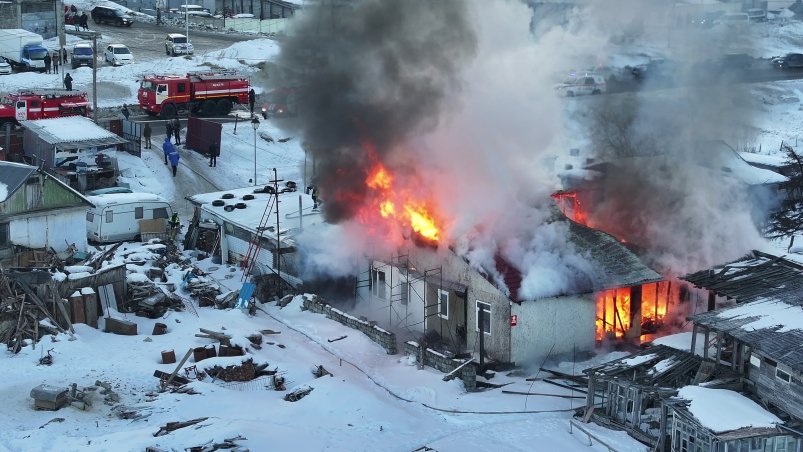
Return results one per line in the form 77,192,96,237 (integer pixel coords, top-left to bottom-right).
137,70,250,119
0,89,89,127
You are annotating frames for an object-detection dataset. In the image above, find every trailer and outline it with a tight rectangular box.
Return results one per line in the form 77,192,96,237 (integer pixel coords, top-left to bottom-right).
0,29,47,72
86,193,174,243
137,70,250,119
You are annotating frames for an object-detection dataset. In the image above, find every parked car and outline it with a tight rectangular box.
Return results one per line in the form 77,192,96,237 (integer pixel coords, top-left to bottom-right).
91,6,133,27
104,44,134,66
71,42,94,69
165,33,193,57
772,53,803,69
261,87,302,118
0,59,11,75
745,8,767,22
554,73,606,97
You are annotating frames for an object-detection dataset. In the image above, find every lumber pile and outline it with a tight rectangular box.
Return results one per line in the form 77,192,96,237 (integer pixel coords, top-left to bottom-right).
0,274,71,353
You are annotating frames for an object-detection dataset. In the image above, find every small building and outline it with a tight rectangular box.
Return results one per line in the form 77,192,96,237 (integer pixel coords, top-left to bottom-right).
359,216,664,366
583,344,736,447
682,251,803,425
666,386,801,452
186,184,321,287
0,161,93,260
19,116,128,193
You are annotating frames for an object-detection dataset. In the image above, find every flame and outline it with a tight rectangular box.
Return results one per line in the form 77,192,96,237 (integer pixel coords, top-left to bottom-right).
595,281,682,341
551,191,591,227
362,162,443,243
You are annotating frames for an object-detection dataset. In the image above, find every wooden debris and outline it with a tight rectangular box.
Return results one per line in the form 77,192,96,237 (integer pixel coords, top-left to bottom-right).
246,333,262,346
38,417,65,429
327,335,347,343
153,417,208,437
501,390,585,399
186,435,247,452
195,328,232,346
312,365,332,378
284,386,313,402
260,329,280,335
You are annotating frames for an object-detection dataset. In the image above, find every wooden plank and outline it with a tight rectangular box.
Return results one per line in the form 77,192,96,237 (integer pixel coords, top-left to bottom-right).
502,390,584,399
83,289,98,329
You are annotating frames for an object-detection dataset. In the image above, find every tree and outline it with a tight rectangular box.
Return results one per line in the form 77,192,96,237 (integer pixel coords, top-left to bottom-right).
765,143,803,240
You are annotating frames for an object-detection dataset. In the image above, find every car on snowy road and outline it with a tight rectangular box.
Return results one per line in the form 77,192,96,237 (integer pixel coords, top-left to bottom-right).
772,53,803,69
104,44,134,66
0,60,11,75
261,87,302,118
554,74,606,97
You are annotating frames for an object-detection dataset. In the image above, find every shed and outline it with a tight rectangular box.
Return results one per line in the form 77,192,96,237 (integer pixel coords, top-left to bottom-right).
19,116,128,193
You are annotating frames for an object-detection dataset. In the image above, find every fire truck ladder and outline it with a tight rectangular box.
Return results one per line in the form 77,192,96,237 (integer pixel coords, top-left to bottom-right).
17,89,83,98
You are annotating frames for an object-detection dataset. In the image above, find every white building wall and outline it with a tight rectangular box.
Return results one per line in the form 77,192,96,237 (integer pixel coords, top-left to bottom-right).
511,294,596,365
10,209,88,251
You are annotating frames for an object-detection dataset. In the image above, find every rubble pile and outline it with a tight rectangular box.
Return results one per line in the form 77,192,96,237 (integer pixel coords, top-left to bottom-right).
203,358,273,382
0,276,70,353
125,279,183,318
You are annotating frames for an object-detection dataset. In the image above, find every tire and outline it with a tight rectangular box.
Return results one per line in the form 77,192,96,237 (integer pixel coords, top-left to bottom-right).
171,48,176,57
201,100,216,116
211,200,225,207
222,193,235,199
159,103,177,119
166,47,170,56
215,99,232,116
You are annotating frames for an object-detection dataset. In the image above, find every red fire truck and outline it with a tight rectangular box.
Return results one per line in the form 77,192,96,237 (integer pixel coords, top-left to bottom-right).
137,70,250,119
0,89,89,127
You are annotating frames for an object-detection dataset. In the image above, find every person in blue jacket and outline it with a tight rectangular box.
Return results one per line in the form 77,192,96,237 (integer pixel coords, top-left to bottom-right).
168,149,180,177
163,137,175,165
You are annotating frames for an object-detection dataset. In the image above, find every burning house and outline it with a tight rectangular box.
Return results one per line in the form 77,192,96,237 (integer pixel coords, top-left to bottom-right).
359,213,670,366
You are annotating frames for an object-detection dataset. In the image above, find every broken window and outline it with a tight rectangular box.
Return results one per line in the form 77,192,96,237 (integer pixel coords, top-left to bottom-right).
0,223,9,247
476,301,490,335
438,289,448,319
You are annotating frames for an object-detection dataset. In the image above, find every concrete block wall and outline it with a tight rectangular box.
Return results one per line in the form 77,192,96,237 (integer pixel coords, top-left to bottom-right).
405,341,477,391
302,295,397,354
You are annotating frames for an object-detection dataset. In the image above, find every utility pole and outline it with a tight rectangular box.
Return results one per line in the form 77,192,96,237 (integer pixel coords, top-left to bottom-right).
270,168,283,297
64,29,98,122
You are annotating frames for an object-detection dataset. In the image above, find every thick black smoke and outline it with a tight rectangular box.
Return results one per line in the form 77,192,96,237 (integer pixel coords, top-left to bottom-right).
276,0,476,223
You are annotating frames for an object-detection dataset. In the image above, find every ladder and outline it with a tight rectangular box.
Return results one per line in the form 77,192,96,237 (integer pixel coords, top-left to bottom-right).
240,193,277,281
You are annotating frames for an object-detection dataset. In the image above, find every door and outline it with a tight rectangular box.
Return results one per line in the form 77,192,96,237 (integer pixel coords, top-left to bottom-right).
156,84,169,105
15,100,27,121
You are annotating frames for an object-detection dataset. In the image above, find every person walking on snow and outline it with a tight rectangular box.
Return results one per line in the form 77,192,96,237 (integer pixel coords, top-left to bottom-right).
248,89,256,116
162,137,175,165
52,50,59,72
80,12,89,31
208,141,219,167
43,52,51,74
168,212,180,240
121,104,130,120
168,149,180,177
143,123,152,149
63,73,73,91
172,117,181,145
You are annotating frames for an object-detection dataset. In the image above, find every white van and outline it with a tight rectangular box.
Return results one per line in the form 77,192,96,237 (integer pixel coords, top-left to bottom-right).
86,193,173,243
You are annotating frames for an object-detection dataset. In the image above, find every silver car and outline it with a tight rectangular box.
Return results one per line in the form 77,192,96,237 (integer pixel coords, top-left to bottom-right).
0,60,11,75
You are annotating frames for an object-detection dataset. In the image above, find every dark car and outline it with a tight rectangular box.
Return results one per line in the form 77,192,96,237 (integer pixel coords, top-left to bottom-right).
71,43,94,69
773,53,803,69
91,6,133,26
260,87,302,119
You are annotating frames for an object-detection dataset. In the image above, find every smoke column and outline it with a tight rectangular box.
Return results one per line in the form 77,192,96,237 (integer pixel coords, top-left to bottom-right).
276,0,476,223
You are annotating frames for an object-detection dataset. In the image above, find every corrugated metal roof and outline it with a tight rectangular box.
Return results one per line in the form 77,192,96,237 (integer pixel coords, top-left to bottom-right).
19,117,128,148
0,162,38,202
494,219,662,302
683,251,803,373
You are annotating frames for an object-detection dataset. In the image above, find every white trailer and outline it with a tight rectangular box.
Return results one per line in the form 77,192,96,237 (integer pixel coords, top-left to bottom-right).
86,193,174,243
0,29,47,72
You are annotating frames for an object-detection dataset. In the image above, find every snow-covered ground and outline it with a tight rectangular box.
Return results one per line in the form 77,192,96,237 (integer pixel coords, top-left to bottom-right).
6,4,803,451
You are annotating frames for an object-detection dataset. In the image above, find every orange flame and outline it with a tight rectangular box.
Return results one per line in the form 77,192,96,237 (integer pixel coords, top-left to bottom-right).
551,191,590,226
363,163,442,243
595,281,681,342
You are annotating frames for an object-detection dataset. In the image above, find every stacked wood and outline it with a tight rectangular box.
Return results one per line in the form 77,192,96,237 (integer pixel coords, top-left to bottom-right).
0,273,72,353
126,280,183,318
203,358,272,382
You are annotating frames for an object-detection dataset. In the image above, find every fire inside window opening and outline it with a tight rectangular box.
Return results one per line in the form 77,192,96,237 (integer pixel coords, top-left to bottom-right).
595,281,686,342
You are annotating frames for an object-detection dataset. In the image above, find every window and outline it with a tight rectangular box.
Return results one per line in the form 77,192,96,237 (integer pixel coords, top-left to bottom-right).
30,101,40,108
370,269,386,299
764,357,778,367
0,223,9,247
153,207,169,219
157,84,167,94
135,207,143,219
178,83,186,93
476,301,491,335
399,280,408,305
776,368,791,383
105,210,113,223
438,289,448,319
86,211,94,222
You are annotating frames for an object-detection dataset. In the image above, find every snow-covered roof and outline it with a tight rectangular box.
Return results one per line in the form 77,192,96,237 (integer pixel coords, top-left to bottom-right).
684,250,803,372
19,117,129,149
187,185,326,245
676,386,781,434
86,192,167,207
